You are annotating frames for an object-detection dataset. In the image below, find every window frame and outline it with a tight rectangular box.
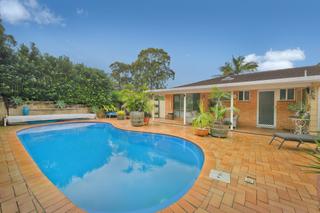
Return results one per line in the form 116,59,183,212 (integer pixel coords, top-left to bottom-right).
238,91,250,101
279,88,295,101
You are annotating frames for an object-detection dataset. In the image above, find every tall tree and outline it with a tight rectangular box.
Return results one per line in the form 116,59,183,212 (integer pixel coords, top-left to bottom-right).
220,56,258,76
0,20,16,65
110,48,175,90
132,48,175,90
109,61,132,89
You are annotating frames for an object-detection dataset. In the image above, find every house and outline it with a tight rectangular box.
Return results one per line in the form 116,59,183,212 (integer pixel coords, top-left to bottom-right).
150,65,320,133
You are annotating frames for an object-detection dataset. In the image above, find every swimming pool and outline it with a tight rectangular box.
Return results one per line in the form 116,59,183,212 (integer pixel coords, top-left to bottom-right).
17,122,204,213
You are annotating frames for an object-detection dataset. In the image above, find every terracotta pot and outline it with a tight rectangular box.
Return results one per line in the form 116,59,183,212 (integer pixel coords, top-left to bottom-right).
144,117,150,125
194,128,209,137
130,111,144,127
211,122,229,138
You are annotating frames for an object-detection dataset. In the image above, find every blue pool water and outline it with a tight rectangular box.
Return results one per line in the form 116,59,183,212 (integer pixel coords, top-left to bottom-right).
17,123,204,213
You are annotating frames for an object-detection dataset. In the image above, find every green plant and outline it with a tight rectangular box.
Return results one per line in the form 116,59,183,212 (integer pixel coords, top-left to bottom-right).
56,100,66,109
125,90,150,112
299,138,320,173
192,102,212,129
288,103,309,119
117,110,125,116
103,104,117,112
10,96,23,107
91,106,100,114
210,87,238,123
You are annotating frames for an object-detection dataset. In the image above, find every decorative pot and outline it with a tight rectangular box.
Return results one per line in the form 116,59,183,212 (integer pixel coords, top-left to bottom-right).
144,117,150,125
130,111,144,127
22,105,30,116
97,110,106,118
194,128,209,137
211,122,229,138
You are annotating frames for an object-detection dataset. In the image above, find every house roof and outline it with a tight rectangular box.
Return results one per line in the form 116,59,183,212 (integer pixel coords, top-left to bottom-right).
175,65,320,88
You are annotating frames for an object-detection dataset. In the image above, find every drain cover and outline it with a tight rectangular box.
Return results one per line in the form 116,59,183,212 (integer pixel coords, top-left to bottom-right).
209,170,230,183
244,176,256,184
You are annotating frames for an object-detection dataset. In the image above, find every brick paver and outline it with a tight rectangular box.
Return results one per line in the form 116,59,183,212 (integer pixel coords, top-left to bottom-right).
0,119,319,212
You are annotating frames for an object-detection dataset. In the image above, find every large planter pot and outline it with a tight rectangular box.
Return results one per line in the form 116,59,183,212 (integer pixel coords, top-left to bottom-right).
194,128,209,137
130,111,145,127
211,122,229,138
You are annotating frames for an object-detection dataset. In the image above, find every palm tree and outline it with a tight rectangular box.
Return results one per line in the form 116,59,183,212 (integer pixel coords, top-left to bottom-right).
220,56,258,76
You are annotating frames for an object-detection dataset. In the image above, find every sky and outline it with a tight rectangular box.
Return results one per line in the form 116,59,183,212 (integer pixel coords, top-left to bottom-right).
0,0,319,87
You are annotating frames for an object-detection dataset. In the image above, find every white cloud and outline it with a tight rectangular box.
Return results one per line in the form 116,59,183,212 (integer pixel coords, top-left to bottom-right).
76,8,88,16
0,0,63,25
245,48,305,71
0,0,30,23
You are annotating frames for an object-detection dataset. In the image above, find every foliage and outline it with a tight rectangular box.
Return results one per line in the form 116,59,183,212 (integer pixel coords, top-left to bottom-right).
117,110,126,116
55,100,66,109
10,96,23,107
192,102,212,129
299,138,320,174
220,56,258,76
210,87,238,123
90,106,100,114
124,90,151,112
110,48,175,90
0,21,113,107
103,104,117,112
288,103,310,119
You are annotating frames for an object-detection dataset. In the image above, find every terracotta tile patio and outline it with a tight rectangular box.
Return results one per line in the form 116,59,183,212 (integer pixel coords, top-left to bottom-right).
0,119,319,213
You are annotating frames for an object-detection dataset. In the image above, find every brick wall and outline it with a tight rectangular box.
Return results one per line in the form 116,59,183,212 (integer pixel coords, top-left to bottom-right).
309,84,319,133
234,90,257,128
164,94,173,116
200,93,209,111
276,101,295,130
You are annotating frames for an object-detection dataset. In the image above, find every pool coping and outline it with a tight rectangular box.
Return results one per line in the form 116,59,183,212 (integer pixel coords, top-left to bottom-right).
5,119,216,212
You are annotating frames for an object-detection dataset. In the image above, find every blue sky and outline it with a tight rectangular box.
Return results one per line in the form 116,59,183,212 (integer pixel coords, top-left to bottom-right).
1,0,319,87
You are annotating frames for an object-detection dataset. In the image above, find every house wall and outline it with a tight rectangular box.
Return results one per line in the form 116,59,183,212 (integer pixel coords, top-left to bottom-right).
164,94,173,117
309,84,320,133
200,93,209,111
164,86,316,130
234,90,258,128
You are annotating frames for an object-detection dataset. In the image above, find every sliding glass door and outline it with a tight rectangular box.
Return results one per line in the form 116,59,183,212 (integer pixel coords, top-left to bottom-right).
173,94,200,119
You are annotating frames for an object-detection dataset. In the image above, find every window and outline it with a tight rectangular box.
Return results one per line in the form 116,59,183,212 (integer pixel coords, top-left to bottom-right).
280,89,295,100
238,91,250,101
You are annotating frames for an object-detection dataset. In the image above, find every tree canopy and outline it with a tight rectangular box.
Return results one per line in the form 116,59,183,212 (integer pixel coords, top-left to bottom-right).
220,56,258,76
109,48,175,90
0,21,113,107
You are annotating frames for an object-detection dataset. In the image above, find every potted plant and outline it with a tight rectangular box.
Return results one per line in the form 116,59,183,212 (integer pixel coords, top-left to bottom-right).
125,90,150,127
192,102,212,136
210,87,236,138
117,110,125,120
91,106,105,118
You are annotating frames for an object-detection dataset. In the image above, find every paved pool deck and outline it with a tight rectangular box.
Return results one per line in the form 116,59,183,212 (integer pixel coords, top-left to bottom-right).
0,119,319,213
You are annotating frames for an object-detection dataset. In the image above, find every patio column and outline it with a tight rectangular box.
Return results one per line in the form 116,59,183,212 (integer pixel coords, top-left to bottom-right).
183,93,187,125
230,91,234,130
152,95,155,121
